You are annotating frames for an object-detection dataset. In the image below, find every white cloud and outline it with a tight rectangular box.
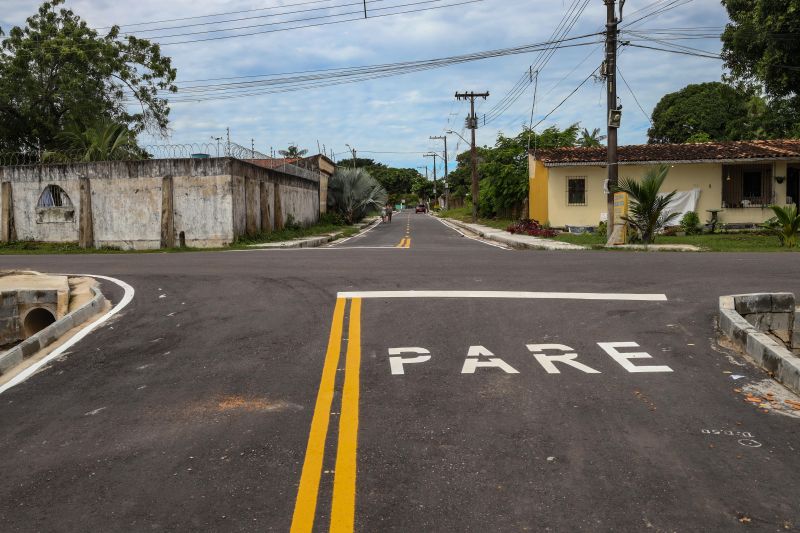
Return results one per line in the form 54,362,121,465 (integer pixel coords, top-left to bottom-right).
1,0,730,170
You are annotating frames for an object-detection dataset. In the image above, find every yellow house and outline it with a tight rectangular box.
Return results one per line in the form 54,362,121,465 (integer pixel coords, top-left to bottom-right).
529,140,800,228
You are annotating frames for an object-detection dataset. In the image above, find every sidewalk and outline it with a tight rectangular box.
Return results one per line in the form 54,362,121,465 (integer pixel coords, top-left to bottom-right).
443,218,587,250
247,218,379,249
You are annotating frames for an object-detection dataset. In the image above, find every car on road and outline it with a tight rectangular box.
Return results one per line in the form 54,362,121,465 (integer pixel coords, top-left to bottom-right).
415,204,427,213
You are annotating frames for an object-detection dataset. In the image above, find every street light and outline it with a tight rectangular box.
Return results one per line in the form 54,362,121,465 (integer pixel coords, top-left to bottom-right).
446,130,469,144
344,144,357,169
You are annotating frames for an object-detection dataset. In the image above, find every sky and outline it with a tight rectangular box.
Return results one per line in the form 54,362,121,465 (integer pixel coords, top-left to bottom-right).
1,0,731,175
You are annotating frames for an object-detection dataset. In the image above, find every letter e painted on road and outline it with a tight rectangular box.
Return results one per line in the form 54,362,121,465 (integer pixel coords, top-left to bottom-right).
388,347,431,375
527,344,601,374
461,345,519,374
597,342,673,373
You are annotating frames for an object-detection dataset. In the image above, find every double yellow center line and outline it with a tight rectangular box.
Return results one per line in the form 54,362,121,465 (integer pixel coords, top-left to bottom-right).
291,298,362,532
396,216,412,248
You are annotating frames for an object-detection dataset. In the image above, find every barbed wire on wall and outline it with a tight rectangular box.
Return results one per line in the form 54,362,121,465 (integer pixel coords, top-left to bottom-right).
0,141,321,182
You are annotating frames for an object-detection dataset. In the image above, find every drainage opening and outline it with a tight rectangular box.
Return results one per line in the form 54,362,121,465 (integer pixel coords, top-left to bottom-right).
24,308,56,337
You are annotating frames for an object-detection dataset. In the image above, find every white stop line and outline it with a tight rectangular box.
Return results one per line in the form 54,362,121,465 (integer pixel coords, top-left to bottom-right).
337,290,667,301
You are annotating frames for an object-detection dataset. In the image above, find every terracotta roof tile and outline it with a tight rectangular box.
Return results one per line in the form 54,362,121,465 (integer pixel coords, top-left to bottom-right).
533,139,800,166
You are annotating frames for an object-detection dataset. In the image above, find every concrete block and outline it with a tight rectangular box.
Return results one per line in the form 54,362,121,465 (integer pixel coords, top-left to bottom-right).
19,336,40,358
779,356,800,395
744,312,771,331
16,289,58,305
746,333,767,364
0,347,22,374
48,315,74,339
793,309,800,349
761,344,787,375
734,294,772,315
770,312,793,332
770,292,795,313
719,295,735,310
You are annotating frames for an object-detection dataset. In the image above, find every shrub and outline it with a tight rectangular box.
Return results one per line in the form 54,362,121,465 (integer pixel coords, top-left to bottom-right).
506,219,557,238
679,211,702,235
327,168,388,224
596,220,607,235
319,211,345,226
612,164,679,244
762,204,800,247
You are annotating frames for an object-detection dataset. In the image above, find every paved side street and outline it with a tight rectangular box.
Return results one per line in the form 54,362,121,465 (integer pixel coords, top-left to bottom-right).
1,213,798,531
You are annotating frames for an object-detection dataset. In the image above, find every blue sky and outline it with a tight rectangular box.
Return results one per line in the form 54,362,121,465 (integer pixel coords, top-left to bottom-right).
2,0,730,175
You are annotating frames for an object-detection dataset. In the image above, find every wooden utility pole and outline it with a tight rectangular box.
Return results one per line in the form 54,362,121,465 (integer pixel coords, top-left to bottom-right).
424,152,439,198
605,0,621,241
430,135,448,207
455,91,489,222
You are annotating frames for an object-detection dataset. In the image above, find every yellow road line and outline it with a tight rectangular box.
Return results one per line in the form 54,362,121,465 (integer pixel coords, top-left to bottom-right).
291,298,347,533
395,238,408,248
330,298,362,532
404,238,411,248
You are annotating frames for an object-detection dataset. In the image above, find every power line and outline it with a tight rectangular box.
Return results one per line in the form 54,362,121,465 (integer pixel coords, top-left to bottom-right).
531,66,599,130
617,65,652,125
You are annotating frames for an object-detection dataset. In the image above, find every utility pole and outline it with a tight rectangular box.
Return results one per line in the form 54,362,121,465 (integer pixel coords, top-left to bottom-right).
226,127,231,156
430,135,448,207
424,153,439,199
604,0,623,241
455,91,489,222
345,144,357,169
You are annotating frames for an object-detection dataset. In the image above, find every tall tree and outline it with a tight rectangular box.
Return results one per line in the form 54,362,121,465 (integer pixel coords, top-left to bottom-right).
647,82,771,143
0,0,177,154
721,0,800,109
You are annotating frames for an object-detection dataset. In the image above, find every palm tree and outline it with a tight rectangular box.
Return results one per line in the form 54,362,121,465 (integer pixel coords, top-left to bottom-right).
44,119,143,162
327,168,387,224
612,164,679,244
278,145,308,158
578,127,606,147
763,204,800,247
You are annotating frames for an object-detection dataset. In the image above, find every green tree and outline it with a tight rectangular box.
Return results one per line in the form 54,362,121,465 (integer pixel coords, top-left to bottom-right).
721,0,800,113
612,165,680,244
278,145,308,158
327,168,387,224
43,118,144,162
578,127,606,147
647,82,763,143
0,0,177,154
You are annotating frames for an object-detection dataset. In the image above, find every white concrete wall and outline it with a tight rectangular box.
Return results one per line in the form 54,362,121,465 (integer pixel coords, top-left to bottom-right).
91,176,161,249
547,161,793,227
281,183,319,226
10,178,80,242
173,175,234,247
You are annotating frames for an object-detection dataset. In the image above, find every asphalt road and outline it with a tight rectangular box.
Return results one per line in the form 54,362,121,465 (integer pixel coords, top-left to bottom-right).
1,211,799,532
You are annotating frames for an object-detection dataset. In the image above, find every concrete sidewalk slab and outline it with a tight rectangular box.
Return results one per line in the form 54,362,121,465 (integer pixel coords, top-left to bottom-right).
443,218,587,250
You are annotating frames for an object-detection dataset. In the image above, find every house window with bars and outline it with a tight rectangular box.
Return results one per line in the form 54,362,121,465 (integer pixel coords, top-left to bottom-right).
567,177,587,206
722,164,773,207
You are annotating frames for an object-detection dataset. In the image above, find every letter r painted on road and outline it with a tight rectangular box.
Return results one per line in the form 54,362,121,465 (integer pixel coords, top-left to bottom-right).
526,344,601,374
389,347,431,375
597,342,673,373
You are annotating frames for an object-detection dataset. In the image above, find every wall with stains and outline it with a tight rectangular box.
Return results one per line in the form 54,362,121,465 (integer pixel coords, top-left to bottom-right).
0,158,320,249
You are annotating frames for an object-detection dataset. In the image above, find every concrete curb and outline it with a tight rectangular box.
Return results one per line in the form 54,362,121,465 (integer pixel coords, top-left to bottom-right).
719,293,800,395
0,283,105,375
443,218,587,250
247,218,379,249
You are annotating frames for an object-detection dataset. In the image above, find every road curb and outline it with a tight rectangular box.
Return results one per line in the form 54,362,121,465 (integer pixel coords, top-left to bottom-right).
247,218,380,249
0,283,105,375
719,293,800,395
442,218,587,250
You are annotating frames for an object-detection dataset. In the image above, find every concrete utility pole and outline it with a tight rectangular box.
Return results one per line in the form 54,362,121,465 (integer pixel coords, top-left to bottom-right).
345,144,357,169
424,153,439,198
430,135,448,207
604,0,622,241
455,91,489,222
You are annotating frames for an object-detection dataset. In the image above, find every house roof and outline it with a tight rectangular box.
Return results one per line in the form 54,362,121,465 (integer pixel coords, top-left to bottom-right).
532,139,800,167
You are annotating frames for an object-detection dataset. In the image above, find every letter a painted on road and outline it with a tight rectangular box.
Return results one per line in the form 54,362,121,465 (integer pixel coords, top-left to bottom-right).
461,345,519,374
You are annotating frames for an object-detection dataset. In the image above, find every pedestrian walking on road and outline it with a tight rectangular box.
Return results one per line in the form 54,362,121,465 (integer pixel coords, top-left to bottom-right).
386,203,393,223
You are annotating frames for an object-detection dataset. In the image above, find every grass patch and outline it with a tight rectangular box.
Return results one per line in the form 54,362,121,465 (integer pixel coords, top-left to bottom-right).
437,206,514,230
553,231,797,252
0,220,366,255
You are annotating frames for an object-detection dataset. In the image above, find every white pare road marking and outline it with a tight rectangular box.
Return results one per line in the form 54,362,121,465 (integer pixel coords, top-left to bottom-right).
389,347,431,375
433,217,509,250
338,290,667,301
387,341,674,375
461,345,519,374
0,274,135,395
